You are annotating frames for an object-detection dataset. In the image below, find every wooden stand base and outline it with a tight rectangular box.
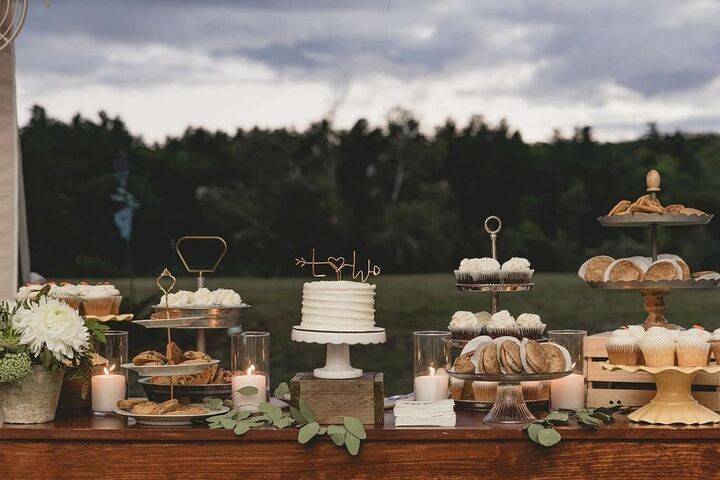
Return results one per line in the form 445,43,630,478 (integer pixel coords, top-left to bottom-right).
290,372,384,425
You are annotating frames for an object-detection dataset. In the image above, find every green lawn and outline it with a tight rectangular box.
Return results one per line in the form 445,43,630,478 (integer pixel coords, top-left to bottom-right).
105,273,720,395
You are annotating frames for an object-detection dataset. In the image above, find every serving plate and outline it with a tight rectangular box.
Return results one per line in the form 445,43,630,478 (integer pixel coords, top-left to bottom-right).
114,402,230,426
121,359,220,377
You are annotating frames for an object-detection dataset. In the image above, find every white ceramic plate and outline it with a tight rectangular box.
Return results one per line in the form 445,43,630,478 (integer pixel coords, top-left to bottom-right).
114,403,230,426
120,359,220,377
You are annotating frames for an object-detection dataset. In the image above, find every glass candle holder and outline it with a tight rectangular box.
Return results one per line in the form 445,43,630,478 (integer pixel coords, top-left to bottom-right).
231,331,270,411
91,330,128,414
413,331,451,402
548,330,587,410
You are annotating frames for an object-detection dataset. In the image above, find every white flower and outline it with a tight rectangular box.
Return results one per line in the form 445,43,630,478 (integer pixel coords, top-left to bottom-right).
11,297,89,362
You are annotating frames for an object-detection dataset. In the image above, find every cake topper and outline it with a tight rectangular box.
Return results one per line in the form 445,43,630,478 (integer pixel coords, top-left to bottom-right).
295,249,381,282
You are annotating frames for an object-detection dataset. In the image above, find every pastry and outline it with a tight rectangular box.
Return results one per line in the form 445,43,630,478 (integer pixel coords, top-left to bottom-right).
524,340,549,373
675,332,710,367
657,254,690,280
448,311,483,341
608,200,631,216
606,329,640,365
665,204,684,214
160,287,243,308
183,351,212,361
481,343,501,374
499,338,523,373
131,401,160,415
452,352,475,373
156,399,180,414
639,331,676,367
133,351,166,366
500,257,533,283
486,310,519,339
166,405,208,415
644,259,682,281
117,398,146,411
541,342,571,373
578,255,615,282
515,313,546,339
604,259,645,282
681,207,706,216
693,271,720,281
181,359,211,365
166,342,184,365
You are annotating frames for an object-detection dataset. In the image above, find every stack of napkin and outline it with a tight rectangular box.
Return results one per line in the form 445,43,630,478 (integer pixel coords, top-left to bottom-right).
393,399,456,427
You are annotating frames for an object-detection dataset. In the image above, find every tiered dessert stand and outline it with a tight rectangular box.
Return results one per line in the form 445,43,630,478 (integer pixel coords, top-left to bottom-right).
132,236,248,401
452,216,546,410
120,269,228,425
590,170,719,329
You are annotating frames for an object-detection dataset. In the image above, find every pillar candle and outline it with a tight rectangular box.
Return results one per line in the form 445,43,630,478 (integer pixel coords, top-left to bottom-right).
550,373,585,410
91,369,126,413
231,365,267,410
414,367,449,402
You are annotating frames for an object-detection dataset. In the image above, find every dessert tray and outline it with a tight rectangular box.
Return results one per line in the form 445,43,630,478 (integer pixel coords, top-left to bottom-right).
114,402,230,426
587,278,720,290
136,304,250,329
84,313,134,322
602,363,720,425
121,359,219,377
138,378,230,403
598,213,713,227
455,283,534,292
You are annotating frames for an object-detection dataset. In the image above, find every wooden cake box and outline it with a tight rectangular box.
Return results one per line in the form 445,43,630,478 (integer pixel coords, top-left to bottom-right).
290,372,384,425
585,332,720,409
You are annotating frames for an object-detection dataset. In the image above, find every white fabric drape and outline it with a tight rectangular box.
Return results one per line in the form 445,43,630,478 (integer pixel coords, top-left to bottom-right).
0,45,19,299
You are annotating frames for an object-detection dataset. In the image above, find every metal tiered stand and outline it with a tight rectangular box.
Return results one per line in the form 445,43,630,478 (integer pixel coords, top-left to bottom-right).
589,170,719,328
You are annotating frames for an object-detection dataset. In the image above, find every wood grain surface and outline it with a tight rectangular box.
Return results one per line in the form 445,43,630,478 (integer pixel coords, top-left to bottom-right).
2,411,720,479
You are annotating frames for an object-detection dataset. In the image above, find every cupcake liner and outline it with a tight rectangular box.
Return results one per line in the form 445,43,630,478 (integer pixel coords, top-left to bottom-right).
450,327,484,341
455,270,503,284
640,343,676,367
606,344,640,366
521,381,550,401
710,342,720,364
676,342,710,367
501,270,534,284
56,295,82,311
472,381,497,402
450,377,465,400
519,324,546,340
486,325,521,339
81,296,117,316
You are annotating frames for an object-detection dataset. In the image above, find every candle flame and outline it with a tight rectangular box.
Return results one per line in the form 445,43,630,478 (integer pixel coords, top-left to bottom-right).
247,364,255,375
103,363,116,376
429,366,436,376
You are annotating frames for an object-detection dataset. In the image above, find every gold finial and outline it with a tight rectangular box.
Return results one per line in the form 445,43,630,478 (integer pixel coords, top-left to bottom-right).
156,268,176,319
295,249,381,282
646,170,661,193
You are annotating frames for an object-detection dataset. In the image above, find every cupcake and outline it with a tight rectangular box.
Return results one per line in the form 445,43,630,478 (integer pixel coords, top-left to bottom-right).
448,311,483,341
486,310,519,339
516,313,546,339
606,329,640,365
474,311,491,334
500,257,533,283
710,328,720,363
626,325,646,339
455,258,502,284
676,332,710,367
472,381,497,402
684,325,712,342
639,332,676,367
450,377,465,400
78,283,122,316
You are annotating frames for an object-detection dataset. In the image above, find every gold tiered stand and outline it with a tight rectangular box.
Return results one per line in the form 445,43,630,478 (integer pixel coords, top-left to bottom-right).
590,170,718,329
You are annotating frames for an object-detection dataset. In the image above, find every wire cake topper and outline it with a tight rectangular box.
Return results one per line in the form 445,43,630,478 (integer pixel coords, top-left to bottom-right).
295,249,381,282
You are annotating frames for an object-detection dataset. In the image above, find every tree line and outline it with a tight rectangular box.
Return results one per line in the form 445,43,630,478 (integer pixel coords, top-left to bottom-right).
21,105,720,278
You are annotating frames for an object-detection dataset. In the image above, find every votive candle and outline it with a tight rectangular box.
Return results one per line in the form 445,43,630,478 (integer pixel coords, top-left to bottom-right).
91,366,126,413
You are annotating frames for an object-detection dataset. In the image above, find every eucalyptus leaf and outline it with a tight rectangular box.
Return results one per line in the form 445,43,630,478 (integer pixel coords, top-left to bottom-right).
234,422,250,435
299,399,316,424
206,412,234,423
343,417,366,440
527,423,544,443
221,418,237,429
298,422,320,444
273,417,294,429
203,397,225,410
259,402,274,414
274,382,290,399
590,412,611,422
330,432,345,446
537,428,561,447
237,385,259,396
269,408,283,420
318,426,327,435
344,432,361,455
544,411,569,424
290,405,305,425
209,422,224,429
236,410,251,420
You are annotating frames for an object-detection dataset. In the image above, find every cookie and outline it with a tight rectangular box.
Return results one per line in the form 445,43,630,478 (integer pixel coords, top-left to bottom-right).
133,351,166,366
665,204,684,214
452,352,475,373
166,405,207,415
157,399,180,414
501,340,523,373
481,342,501,374
644,260,682,281
525,340,549,373
117,398,146,411
131,401,159,415
541,342,572,373
183,351,212,361
681,207,706,216
187,366,215,385
579,255,615,282
605,259,644,282
181,358,211,365
166,342,184,365
608,200,631,216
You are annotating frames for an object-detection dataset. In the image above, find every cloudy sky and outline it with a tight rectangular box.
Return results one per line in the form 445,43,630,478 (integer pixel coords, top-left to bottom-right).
13,0,720,143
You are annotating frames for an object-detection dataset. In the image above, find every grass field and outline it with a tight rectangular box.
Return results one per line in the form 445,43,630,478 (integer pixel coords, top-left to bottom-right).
106,273,720,395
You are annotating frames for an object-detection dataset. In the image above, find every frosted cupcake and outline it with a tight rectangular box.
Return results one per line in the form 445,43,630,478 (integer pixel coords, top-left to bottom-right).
684,326,711,342
472,381,497,402
606,329,640,365
76,283,122,316
500,257,533,283
486,310,519,339
516,313,546,339
474,311,491,334
448,311,483,341
626,325,646,339
710,328,720,363
639,332,676,367
676,331,710,367
456,258,502,284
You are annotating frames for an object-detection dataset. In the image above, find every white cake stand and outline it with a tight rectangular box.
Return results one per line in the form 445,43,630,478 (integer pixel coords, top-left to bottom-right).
291,326,386,379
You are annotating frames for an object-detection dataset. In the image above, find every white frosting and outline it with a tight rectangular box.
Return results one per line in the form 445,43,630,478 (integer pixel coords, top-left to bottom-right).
611,328,635,338
516,313,542,327
607,335,638,348
711,328,720,342
16,283,120,300
299,281,375,331
683,327,711,342
488,310,516,328
449,311,480,330
501,257,531,272
160,287,243,307
458,258,500,272
626,325,646,338
474,311,491,325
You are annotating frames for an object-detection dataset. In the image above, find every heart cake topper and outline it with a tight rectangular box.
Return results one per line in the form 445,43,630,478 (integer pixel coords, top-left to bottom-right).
295,249,381,282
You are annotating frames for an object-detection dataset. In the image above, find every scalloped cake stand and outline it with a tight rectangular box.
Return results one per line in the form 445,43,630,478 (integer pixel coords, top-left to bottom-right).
291,326,386,379
602,363,720,425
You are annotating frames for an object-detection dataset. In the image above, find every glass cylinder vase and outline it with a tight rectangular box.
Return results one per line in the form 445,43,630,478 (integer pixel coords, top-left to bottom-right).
548,329,586,410
413,331,451,402
231,331,270,411
91,330,129,414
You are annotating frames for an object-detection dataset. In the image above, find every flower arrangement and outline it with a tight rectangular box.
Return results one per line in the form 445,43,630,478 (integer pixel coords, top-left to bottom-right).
0,286,107,392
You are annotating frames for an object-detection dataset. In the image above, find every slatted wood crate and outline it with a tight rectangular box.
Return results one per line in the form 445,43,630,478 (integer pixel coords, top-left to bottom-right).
584,332,720,410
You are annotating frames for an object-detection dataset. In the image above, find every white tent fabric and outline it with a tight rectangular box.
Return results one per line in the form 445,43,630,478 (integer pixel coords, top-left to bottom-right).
0,45,19,299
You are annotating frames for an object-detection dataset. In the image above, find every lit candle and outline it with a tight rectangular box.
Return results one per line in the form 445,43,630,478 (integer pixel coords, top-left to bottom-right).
91,364,126,413
414,366,449,402
550,373,585,410
231,364,267,411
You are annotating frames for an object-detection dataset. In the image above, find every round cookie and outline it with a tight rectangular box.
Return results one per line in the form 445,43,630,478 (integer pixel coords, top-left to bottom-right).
524,340,549,373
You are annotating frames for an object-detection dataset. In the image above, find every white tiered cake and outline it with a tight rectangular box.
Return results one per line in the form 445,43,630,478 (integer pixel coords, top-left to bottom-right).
298,280,376,332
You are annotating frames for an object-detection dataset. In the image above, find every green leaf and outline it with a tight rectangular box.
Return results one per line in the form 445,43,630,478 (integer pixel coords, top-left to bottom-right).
544,411,569,424
527,423,544,443
537,428,561,447
343,417,366,440
318,426,327,435
206,412,234,423
237,385,259,396
590,412,611,422
259,402,283,420
330,431,345,446
202,397,224,410
221,418,237,429
273,417,294,429
577,412,603,428
289,405,305,425
274,382,290,399
298,422,320,444
298,399,316,424
236,410,251,420
234,422,250,435
344,432,361,455
209,422,224,429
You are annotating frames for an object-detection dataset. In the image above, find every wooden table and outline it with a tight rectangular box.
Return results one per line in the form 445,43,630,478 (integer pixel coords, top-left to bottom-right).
2,411,720,479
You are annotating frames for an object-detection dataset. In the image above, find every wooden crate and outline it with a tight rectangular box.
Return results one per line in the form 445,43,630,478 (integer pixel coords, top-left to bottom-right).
585,332,720,410
290,372,384,425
